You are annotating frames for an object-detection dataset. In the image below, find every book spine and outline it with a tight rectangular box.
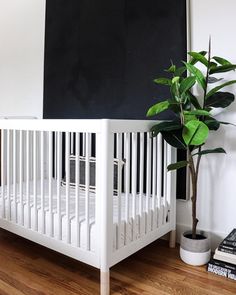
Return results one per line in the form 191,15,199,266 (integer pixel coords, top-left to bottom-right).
222,229,236,246
208,263,236,280
218,245,236,255
207,263,228,278
219,243,236,251
222,240,236,247
228,270,236,281
209,259,236,271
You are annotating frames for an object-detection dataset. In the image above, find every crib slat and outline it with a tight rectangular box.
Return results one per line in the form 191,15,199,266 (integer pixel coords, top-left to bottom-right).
1,130,6,219
131,133,137,218
6,130,11,221
75,132,80,247
146,133,151,233
163,140,167,225
139,132,144,236
166,143,172,223
124,133,130,245
48,131,53,237
33,131,38,231
40,131,45,234
54,132,57,179
116,133,122,249
70,132,74,154
65,132,71,244
13,130,17,223
157,134,162,227
82,133,86,157
26,130,31,228
57,132,62,240
85,133,90,250
131,133,137,240
19,130,24,226
152,136,157,230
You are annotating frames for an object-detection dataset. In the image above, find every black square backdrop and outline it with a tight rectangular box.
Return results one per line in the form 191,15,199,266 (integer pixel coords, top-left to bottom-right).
43,0,186,120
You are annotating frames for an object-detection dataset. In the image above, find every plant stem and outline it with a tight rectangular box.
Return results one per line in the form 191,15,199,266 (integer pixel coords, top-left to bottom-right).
203,38,211,108
179,103,184,125
188,149,198,239
196,146,202,180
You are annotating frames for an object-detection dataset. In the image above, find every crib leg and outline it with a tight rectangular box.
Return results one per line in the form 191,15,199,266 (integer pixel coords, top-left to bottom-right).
169,230,176,248
101,269,110,295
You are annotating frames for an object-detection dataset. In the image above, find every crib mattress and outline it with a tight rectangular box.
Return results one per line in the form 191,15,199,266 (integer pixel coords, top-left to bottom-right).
0,179,168,251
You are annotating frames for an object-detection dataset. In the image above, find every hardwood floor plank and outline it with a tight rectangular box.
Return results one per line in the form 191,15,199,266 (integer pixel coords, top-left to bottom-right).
0,229,236,295
0,278,25,295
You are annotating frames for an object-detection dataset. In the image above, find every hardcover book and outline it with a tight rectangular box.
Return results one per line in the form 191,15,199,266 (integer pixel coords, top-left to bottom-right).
218,244,236,255
208,259,236,271
214,248,236,265
207,262,227,278
222,229,236,247
207,259,236,281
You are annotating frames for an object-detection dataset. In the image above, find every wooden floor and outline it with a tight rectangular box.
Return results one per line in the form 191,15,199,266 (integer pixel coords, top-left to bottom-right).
0,229,235,295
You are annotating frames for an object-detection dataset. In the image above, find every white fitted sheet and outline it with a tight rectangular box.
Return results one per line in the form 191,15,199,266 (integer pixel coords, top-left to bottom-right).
1,179,168,251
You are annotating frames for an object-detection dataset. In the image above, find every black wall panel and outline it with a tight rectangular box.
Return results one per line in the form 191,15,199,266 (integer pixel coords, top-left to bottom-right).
43,0,186,119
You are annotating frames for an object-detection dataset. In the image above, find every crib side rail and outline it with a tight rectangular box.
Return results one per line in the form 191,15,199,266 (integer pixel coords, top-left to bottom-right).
100,120,176,268
0,119,158,134
0,120,103,268
0,119,102,133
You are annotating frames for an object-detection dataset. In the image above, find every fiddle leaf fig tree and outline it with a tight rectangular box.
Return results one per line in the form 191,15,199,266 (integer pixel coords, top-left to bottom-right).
147,44,236,239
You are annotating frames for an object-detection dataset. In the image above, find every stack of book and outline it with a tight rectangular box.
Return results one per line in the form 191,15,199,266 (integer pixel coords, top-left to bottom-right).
207,228,236,280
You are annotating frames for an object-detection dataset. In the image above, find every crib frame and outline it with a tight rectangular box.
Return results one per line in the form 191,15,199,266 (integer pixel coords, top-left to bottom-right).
0,119,176,295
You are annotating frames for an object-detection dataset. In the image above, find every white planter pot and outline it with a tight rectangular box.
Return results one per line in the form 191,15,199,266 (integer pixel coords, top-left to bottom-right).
180,231,211,266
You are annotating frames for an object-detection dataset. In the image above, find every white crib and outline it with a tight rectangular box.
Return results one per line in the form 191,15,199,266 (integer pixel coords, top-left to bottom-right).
0,119,176,295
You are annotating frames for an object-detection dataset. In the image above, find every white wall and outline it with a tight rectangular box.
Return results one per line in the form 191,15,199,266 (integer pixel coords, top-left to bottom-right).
0,0,235,248
177,0,236,248
0,0,46,118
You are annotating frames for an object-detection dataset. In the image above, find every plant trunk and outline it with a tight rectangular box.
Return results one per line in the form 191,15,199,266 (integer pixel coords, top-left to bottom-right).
188,151,199,239
191,172,198,239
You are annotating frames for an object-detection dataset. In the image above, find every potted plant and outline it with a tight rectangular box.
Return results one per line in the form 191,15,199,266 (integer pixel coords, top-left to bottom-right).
147,43,236,266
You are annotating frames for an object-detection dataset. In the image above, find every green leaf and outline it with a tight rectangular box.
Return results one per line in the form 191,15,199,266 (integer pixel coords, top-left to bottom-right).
184,110,210,116
184,114,197,123
184,62,206,90
186,91,202,109
188,52,208,67
204,118,220,130
179,76,196,94
162,130,187,150
209,64,236,74
167,100,180,113
174,66,186,77
166,64,176,73
212,56,231,66
167,161,188,171
205,92,235,108
183,120,209,146
206,80,236,99
154,78,172,86
147,101,170,117
151,121,181,137
189,51,207,65
172,76,180,84
210,62,218,69
192,147,226,156
170,83,178,100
